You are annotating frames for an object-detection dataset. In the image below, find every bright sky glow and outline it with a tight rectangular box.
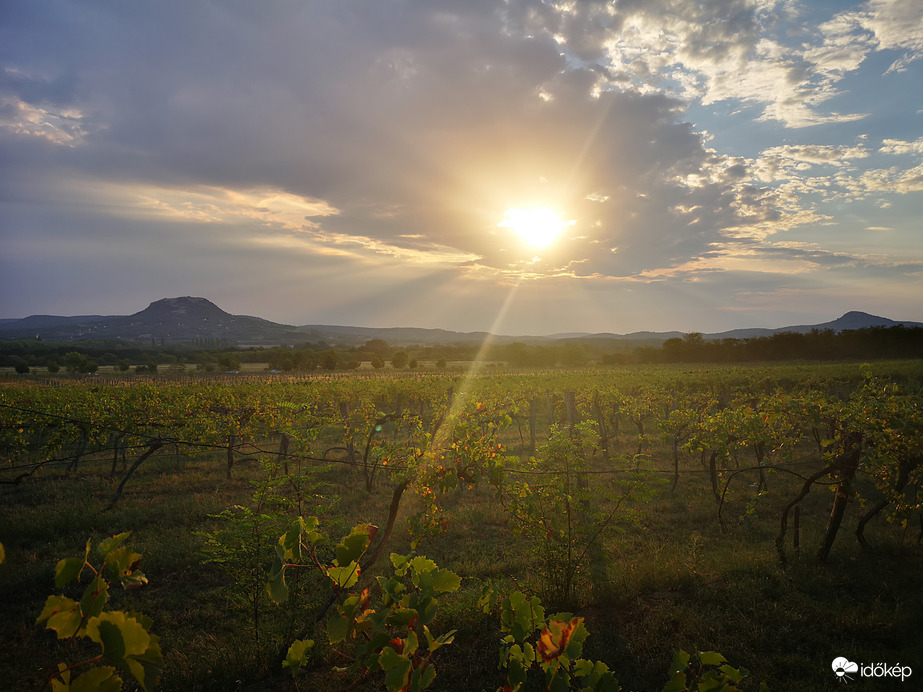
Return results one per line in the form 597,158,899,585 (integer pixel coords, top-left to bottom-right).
499,207,572,248
1,1,922,334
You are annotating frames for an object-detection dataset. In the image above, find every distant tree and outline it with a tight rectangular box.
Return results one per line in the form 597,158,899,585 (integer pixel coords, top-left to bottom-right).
117,360,130,372
391,350,409,369
371,356,385,369
294,350,317,371
14,359,30,375
364,339,389,355
46,360,60,374
408,358,418,369
560,344,588,367
100,352,118,365
436,357,447,369
217,354,241,371
63,351,97,374
501,342,529,368
321,351,339,370
63,351,86,373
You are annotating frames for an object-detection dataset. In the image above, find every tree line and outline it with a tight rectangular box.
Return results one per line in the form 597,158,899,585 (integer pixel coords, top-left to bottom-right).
3,325,922,374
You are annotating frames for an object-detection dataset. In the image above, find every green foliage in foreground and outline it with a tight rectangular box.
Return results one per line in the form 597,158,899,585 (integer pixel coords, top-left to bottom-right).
35,533,163,691
24,518,770,691
267,516,765,692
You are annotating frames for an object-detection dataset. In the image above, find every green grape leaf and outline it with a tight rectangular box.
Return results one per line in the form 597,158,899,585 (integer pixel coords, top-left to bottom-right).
564,619,589,660
698,651,727,667
301,516,324,546
125,611,155,631
125,632,164,691
327,562,361,589
507,656,528,689
574,658,594,677
423,625,456,653
390,553,411,576
662,671,688,692
279,521,303,562
71,666,123,692
86,611,150,663
79,577,109,620
696,676,727,692
50,663,70,692
52,664,122,692
408,555,437,579
105,546,147,590
574,659,620,691
96,532,131,558
411,660,437,691
667,650,691,676
430,568,462,594
327,614,350,644
267,559,289,604
335,524,374,567
37,595,83,639
547,665,571,692
55,557,86,589
386,607,419,628
283,639,314,677
718,664,744,683
501,591,545,643
378,645,412,692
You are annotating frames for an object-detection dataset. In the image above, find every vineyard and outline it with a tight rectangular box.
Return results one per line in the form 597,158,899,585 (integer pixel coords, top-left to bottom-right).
1,361,922,691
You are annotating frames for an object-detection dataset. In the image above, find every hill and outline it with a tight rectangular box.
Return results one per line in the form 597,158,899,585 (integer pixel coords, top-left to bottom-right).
1,299,921,346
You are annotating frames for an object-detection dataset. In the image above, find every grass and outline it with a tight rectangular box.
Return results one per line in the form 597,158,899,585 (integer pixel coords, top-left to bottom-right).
2,409,922,691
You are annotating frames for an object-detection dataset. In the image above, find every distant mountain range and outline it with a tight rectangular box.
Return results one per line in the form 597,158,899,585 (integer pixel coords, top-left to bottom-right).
0,297,921,346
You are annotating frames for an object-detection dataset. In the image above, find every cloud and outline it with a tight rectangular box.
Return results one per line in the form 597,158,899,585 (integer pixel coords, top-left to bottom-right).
0,96,88,145
879,137,923,155
856,0,923,73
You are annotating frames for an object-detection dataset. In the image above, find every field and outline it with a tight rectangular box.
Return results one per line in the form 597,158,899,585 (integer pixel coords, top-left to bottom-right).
1,362,922,691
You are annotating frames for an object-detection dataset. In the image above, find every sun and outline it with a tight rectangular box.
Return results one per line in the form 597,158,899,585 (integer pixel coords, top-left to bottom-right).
499,207,571,248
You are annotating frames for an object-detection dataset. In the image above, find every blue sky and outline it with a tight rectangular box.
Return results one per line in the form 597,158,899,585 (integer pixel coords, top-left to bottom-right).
1,0,921,335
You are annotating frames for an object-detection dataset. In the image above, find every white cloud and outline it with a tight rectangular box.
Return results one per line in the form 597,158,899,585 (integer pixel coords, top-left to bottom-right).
879,137,923,155
856,0,923,73
0,96,87,145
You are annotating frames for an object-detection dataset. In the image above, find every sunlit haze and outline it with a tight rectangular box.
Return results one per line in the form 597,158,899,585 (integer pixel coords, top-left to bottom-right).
2,1,922,335
499,208,572,249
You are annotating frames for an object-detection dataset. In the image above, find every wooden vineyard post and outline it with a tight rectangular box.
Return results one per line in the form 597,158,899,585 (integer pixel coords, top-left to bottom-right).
592,391,608,457
565,390,591,509
226,434,236,480
279,433,290,476
565,391,578,429
66,424,90,473
793,506,800,555
339,402,357,465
